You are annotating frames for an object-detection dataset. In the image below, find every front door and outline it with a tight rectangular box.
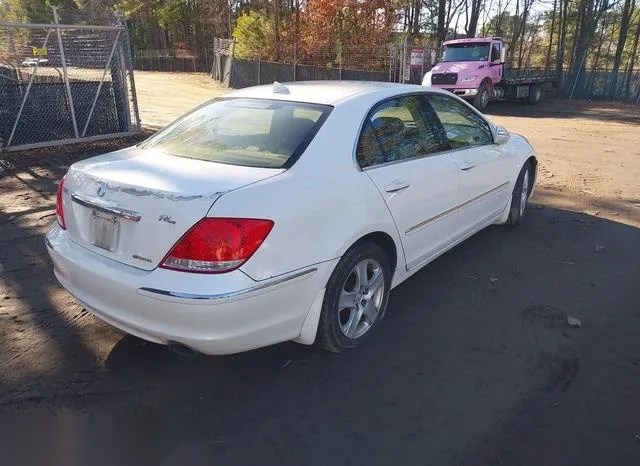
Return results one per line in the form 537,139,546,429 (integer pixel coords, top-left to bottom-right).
356,95,461,270
426,94,513,233
490,42,503,84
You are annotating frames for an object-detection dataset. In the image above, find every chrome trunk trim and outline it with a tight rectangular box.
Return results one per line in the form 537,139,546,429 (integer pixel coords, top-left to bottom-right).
71,193,142,222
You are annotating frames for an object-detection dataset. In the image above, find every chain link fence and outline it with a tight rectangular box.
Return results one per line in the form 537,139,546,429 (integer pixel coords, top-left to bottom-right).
210,38,440,89
0,8,140,152
133,48,216,73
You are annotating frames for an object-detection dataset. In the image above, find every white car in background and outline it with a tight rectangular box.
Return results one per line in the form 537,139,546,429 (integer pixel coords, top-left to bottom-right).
22,58,49,67
47,81,536,355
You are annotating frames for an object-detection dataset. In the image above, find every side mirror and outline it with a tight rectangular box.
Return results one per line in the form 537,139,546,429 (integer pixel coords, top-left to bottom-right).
500,46,506,63
495,126,510,145
430,50,437,66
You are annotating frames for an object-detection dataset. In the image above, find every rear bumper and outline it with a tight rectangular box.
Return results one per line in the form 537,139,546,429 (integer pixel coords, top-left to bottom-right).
46,224,336,354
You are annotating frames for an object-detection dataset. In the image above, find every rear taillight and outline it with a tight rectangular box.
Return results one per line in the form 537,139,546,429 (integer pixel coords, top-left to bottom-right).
56,177,66,229
160,218,274,273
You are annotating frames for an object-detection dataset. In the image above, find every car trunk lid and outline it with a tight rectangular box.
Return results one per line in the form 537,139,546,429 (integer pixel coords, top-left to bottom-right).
63,146,283,270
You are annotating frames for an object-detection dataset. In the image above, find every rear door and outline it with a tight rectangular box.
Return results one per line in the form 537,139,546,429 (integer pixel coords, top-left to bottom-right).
426,94,513,232
358,94,461,270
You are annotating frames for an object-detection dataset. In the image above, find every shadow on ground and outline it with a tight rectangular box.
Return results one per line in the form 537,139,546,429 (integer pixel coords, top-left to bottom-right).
485,98,640,125
1,198,639,466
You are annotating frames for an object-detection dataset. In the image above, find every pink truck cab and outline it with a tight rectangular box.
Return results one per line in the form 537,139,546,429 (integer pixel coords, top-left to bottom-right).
423,37,558,111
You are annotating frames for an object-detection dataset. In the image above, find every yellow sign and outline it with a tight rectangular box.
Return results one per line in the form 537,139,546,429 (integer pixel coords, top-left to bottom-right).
32,47,48,57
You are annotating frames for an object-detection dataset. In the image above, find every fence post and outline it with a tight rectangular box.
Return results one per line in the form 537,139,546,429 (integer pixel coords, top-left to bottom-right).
258,51,261,86
569,50,588,101
293,43,297,82
52,6,79,138
400,34,409,84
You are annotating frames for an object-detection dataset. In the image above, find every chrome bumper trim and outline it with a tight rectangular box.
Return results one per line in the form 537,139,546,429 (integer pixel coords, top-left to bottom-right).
452,88,479,97
138,267,318,302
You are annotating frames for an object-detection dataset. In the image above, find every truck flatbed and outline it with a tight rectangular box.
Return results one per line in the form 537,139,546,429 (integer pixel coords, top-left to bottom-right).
503,68,560,85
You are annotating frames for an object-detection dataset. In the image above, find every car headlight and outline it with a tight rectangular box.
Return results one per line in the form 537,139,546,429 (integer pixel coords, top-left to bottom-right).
461,76,478,83
422,72,432,86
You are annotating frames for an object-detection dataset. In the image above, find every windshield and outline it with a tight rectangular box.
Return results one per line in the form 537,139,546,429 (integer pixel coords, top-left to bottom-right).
140,98,332,169
442,43,490,62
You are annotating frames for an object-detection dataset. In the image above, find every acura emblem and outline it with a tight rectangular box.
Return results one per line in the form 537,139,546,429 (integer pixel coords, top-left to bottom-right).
96,182,107,197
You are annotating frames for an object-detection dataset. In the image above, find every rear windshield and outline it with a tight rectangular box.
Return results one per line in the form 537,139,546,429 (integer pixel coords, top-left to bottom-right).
140,98,332,168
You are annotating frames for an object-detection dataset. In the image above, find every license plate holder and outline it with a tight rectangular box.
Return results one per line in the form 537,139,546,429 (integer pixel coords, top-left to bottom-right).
90,210,120,252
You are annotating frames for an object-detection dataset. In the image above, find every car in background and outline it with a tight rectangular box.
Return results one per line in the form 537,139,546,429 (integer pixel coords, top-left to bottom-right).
46,81,537,355
21,58,49,67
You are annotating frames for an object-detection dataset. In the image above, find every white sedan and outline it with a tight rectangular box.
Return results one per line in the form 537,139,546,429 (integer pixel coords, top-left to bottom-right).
47,81,536,355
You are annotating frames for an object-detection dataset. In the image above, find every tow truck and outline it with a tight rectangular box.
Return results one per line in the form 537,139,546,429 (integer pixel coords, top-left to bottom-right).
423,37,559,111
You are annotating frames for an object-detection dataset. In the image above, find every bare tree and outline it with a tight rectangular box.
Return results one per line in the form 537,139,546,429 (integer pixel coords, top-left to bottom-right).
623,14,640,97
515,0,535,68
466,0,484,37
569,0,612,97
545,0,558,71
436,0,447,45
608,0,636,96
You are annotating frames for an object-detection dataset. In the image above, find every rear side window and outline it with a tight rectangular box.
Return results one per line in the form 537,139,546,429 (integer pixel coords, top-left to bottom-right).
356,95,447,168
140,98,332,169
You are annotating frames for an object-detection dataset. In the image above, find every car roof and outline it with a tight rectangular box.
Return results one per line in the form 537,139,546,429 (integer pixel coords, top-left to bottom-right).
224,81,450,106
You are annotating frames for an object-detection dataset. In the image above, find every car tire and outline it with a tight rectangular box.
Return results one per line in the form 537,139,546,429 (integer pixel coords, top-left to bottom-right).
473,83,490,112
316,242,391,353
506,162,532,226
527,85,542,105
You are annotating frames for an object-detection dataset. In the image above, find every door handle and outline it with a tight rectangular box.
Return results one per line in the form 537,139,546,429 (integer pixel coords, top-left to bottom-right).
460,161,475,171
384,180,410,193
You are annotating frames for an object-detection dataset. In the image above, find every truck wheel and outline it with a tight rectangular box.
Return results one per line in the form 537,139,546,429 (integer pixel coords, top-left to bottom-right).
527,85,542,105
473,84,490,112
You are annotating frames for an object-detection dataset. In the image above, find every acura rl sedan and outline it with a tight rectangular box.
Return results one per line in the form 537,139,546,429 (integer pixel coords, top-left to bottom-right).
47,81,536,355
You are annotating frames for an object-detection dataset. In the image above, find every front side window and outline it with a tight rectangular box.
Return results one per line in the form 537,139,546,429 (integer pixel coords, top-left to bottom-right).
491,43,501,62
140,98,331,169
427,95,493,149
356,95,446,168
442,43,490,62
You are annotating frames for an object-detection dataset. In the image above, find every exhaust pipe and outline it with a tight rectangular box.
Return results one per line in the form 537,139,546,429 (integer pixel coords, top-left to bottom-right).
168,342,199,357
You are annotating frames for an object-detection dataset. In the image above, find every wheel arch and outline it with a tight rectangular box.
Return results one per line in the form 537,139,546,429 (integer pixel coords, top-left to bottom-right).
524,155,537,195
295,229,402,347
351,231,399,273
330,227,403,287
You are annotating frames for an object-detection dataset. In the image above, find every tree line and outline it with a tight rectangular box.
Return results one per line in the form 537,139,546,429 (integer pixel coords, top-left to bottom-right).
2,0,640,97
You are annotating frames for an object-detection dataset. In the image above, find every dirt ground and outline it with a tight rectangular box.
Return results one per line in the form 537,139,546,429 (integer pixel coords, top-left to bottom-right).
0,73,639,465
134,71,228,127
